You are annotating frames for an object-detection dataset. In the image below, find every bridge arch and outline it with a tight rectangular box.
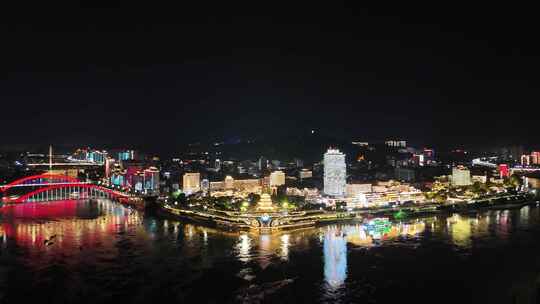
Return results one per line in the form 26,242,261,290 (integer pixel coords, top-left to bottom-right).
6,184,130,204
0,173,81,193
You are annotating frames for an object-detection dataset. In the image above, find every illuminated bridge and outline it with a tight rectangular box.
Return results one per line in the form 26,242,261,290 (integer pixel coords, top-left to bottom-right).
0,173,130,204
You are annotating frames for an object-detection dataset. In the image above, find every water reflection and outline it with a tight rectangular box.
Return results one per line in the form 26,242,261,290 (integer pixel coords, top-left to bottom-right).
2,200,539,303
237,233,252,262
447,214,472,247
0,199,141,250
323,226,347,289
280,234,290,260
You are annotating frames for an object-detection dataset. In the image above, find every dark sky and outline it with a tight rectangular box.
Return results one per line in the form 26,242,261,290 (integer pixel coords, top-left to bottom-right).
1,2,539,152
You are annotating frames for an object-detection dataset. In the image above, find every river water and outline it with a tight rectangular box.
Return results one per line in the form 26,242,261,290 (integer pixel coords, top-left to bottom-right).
1,199,540,304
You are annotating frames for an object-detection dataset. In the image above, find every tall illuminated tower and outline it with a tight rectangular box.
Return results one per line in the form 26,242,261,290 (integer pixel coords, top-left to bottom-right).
324,148,346,197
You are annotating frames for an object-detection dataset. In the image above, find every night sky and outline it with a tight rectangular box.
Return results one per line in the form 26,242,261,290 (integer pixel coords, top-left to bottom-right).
2,2,539,153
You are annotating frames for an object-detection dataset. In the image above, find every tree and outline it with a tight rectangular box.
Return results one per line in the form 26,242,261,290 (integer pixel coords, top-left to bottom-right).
336,201,347,210
508,175,522,188
434,192,447,204
178,193,187,206
424,191,435,200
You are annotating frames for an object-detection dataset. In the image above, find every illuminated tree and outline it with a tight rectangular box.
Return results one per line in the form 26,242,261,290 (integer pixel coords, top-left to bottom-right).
434,193,447,204
508,175,522,188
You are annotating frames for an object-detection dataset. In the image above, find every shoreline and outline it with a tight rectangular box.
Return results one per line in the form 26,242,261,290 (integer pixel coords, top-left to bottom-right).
154,193,539,232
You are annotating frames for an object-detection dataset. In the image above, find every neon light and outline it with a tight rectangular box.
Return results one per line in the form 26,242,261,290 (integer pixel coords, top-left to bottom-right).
6,184,129,203
0,174,80,193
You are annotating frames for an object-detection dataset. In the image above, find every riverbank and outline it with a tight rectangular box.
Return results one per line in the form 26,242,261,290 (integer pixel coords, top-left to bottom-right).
155,193,539,232
364,193,538,219
156,204,357,232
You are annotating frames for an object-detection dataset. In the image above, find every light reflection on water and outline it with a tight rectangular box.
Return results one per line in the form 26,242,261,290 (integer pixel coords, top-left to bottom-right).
2,200,540,303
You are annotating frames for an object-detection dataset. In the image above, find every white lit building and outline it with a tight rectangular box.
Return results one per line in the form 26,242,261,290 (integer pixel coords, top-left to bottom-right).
201,179,209,193
451,166,472,186
270,170,286,186
345,183,372,197
385,140,407,148
183,173,200,194
351,142,369,147
324,148,346,197
224,175,234,189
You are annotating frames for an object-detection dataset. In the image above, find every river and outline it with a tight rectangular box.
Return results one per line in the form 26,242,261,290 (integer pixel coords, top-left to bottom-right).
1,199,540,303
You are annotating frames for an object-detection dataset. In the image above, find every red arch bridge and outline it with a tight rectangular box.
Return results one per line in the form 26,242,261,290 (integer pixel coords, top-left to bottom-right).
0,173,130,204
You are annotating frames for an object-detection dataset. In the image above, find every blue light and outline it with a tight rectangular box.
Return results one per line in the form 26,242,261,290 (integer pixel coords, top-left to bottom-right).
260,214,271,223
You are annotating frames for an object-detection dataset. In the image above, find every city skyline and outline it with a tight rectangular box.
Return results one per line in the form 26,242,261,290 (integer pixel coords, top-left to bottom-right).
2,3,540,303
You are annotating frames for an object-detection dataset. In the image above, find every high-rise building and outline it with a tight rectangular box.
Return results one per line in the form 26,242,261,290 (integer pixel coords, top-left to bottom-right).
324,148,346,197
88,150,107,164
144,167,160,193
269,171,286,186
132,171,145,191
118,150,136,161
423,148,435,164
71,148,107,164
531,152,540,165
521,154,531,166
451,166,472,186
412,154,425,167
258,156,268,171
201,179,210,193
123,160,144,188
385,140,407,148
499,164,509,178
182,173,200,194
111,172,126,187
105,157,115,178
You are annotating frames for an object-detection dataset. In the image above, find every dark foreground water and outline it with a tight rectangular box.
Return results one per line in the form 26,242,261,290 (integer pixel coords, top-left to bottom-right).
1,200,540,304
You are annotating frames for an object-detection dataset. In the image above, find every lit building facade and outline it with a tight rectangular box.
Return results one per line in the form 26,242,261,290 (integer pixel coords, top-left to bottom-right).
451,166,472,186
532,152,540,165
105,157,115,178
258,156,268,171
144,167,160,193
183,173,200,194
71,148,107,164
299,169,313,179
270,171,285,186
472,175,487,183
385,140,407,148
324,148,346,197
521,152,540,166
209,176,262,197
499,164,509,178
521,155,531,166
345,183,372,198
201,179,209,193
224,175,234,189
118,150,136,161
